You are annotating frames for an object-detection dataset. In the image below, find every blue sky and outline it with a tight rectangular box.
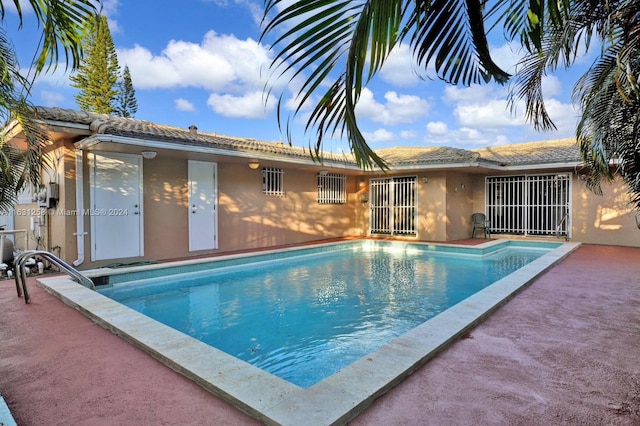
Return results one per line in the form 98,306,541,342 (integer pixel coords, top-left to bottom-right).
9,0,594,154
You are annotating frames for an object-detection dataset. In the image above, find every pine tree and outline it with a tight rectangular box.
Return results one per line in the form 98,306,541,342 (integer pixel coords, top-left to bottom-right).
70,14,120,115
115,66,138,117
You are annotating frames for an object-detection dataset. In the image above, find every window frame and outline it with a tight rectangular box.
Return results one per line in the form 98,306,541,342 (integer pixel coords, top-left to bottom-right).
262,167,285,197
317,173,346,204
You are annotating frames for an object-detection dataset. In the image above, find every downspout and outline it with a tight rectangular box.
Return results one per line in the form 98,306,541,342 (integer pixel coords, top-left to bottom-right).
73,149,86,266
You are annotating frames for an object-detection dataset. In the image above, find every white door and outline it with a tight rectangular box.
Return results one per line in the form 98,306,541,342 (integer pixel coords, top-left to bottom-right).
188,160,218,251
369,176,417,235
90,152,143,261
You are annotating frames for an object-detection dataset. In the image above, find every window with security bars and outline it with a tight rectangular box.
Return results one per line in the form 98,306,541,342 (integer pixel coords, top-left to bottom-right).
485,174,571,237
262,167,284,196
317,173,346,204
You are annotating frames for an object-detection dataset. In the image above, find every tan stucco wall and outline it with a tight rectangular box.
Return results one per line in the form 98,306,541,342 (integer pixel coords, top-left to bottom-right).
143,156,189,259
12,140,77,257
571,176,640,246
71,155,361,269
13,206,37,251
52,142,78,262
470,175,486,214
217,164,360,252
417,173,447,241
444,171,475,240
20,147,640,271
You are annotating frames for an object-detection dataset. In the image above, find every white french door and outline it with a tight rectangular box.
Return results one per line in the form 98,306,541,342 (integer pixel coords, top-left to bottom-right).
90,152,143,261
369,176,417,235
188,160,218,251
485,174,571,237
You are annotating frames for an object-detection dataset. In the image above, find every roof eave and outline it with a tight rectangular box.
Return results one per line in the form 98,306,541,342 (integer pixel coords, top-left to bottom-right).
1,119,21,140
498,161,583,171
38,118,93,136
75,134,362,170
381,161,482,171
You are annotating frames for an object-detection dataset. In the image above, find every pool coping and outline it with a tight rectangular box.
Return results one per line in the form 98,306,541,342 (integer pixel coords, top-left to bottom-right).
37,239,580,425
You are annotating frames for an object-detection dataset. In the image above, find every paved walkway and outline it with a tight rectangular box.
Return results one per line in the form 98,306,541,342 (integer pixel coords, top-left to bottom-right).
1,244,639,425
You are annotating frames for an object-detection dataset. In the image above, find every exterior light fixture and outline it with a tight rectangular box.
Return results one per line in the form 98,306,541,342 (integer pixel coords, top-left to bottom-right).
248,161,260,170
319,170,328,176
141,151,157,159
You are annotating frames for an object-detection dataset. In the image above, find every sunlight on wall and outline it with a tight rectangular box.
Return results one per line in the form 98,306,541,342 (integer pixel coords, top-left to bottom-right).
594,206,624,230
161,182,188,207
591,186,634,231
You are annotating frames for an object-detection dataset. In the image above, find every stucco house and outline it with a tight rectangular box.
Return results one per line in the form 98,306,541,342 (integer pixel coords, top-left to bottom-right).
2,106,638,270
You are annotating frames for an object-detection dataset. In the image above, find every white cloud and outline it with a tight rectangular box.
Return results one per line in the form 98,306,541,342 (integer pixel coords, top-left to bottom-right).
356,88,430,126
118,30,273,94
540,98,580,136
207,90,276,118
489,42,524,74
443,85,498,104
459,127,482,139
424,125,511,148
175,98,196,112
426,121,448,135
400,129,418,140
379,43,424,87
107,17,122,34
100,0,120,16
39,90,65,107
32,66,72,87
454,99,528,128
541,74,563,98
363,128,396,143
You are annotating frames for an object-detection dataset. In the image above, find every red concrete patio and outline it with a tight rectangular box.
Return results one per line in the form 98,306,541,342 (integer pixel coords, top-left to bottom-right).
1,243,639,425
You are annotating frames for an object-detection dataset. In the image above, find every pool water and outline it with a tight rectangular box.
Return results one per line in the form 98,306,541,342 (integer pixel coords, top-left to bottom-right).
99,243,550,388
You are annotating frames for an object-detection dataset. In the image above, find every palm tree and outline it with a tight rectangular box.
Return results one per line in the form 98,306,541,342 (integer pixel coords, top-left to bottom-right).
260,0,539,169
510,1,640,208
0,0,96,212
261,0,640,208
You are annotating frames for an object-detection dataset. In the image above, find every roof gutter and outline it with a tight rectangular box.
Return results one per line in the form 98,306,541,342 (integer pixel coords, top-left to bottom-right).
495,161,583,171
375,161,485,172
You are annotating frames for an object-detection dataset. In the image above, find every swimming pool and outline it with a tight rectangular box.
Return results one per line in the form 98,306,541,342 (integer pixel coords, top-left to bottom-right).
98,240,553,388
38,239,579,425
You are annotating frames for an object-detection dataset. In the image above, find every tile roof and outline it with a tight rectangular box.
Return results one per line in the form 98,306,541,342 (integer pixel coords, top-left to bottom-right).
32,107,583,169
472,139,581,165
33,107,355,164
374,146,480,165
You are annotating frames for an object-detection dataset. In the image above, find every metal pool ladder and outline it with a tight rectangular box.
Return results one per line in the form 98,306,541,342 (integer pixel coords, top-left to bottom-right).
14,250,95,304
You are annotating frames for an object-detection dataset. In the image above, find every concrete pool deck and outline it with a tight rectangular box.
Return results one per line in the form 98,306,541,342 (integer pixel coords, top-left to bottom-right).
1,242,639,425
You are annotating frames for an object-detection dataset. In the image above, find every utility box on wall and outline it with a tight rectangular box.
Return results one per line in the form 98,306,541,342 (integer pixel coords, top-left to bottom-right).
37,183,59,209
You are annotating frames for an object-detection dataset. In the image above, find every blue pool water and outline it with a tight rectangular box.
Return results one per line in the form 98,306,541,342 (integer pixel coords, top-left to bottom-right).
99,241,555,388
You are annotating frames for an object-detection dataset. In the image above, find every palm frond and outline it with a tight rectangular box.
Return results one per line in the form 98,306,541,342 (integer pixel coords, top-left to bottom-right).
408,0,510,86
24,0,97,73
262,0,515,168
507,0,609,132
0,27,51,206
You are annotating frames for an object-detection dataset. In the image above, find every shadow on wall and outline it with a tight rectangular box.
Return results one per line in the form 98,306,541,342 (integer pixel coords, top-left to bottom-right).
219,188,357,251
574,181,639,245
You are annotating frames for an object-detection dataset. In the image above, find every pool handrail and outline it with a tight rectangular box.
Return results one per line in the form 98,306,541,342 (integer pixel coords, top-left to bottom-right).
14,250,95,304
555,211,570,241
